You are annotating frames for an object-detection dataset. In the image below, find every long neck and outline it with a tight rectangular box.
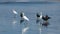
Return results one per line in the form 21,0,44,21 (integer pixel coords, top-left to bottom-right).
40,12,42,16
22,12,24,16
20,12,24,17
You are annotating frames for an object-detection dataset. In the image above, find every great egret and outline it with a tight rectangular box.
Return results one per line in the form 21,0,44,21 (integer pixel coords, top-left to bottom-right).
20,12,29,23
22,27,29,34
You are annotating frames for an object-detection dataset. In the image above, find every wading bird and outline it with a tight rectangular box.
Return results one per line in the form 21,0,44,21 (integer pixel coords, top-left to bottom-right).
42,15,51,27
36,12,42,23
20,12,29,23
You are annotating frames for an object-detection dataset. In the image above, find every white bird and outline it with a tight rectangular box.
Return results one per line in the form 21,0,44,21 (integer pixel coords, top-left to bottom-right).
37,12,42,19
36,12,42,23
12,9,18,15
20,12,29,21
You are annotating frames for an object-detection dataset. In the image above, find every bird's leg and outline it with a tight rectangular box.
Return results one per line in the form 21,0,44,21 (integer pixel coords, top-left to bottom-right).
36,19,40,24
20,19,24,24
42,20,49,27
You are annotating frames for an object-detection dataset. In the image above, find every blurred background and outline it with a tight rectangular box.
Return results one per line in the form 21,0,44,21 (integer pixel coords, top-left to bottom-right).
0,0,60,2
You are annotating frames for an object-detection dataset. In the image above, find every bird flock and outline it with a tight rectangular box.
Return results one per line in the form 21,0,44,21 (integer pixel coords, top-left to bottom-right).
12,9,51,27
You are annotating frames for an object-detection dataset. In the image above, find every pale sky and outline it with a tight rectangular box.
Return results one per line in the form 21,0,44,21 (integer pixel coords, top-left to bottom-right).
0,0,60,2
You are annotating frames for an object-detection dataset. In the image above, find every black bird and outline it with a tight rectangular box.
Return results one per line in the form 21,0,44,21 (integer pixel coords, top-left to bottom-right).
42,15,50,21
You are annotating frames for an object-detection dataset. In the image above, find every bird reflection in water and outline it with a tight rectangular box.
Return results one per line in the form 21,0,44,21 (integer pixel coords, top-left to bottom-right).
42,21,49,27
22,23,29,34
12,19,17,25
12,19,18,29
20,19,29,34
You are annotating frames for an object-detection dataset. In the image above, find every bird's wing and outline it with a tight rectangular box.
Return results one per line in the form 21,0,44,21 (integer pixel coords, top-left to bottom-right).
42,16,45,19
40,12,42,19
48,17,51,19
23,16,29,21
40,15,42,19
13,10,18,14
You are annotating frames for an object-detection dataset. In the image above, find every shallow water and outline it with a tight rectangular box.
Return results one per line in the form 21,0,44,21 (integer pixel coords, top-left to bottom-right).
0,2,60,34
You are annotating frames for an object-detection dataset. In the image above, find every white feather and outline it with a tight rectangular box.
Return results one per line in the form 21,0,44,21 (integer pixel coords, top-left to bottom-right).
13,10,18,14
40,12,42,19
23,16,29,21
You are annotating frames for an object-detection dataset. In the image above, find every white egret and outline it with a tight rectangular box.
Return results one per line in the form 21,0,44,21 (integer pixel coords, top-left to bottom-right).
20,12,29,21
